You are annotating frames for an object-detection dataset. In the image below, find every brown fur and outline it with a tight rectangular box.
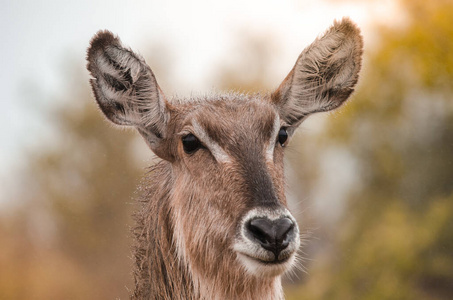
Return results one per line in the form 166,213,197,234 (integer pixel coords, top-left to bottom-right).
132,98,288,299
86,18,363,300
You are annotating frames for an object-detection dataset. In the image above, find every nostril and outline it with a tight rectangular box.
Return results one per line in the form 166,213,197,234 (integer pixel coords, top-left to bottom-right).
275,218,294,247
247,218,274,245
246,217,295,257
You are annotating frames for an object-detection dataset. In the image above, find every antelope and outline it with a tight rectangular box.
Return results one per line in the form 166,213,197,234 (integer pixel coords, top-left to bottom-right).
86,18,363,300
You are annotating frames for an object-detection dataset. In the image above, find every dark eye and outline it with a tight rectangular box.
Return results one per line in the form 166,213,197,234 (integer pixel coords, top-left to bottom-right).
182,134,202,154
278,127,288,146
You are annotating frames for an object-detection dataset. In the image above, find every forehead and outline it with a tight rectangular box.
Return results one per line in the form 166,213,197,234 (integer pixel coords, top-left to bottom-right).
175,94,278,146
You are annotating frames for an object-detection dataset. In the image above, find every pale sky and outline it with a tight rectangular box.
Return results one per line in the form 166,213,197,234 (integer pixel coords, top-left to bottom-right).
1,0,400,203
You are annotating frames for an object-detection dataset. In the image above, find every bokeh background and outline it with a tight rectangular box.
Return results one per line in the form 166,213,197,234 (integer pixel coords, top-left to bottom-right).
2,0,452,299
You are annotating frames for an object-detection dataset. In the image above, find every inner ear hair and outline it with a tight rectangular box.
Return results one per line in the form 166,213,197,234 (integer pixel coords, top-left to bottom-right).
272,17,363,127
87,30,168,134
86,30,171,160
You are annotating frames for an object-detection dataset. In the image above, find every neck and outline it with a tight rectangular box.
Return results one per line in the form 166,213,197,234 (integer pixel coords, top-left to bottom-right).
131,161,284,300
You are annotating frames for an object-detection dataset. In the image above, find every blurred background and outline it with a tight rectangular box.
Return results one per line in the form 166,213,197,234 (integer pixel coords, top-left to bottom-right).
1,0,452,299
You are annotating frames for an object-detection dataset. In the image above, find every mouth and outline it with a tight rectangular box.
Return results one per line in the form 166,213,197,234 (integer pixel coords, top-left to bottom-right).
241,252,291,265
235,251,297,277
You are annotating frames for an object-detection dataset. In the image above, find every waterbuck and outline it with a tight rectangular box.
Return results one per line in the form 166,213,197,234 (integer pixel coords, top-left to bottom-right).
86,18,363,300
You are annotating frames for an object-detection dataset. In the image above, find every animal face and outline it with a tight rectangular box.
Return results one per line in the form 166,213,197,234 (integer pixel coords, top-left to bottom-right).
165,96,300,277
86,18,363,279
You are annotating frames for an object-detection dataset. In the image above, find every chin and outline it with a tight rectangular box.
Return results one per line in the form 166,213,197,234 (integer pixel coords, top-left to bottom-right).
235,250,298,278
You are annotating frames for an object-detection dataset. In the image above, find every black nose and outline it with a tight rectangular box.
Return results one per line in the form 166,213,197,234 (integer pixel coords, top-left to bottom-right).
247,217,295,260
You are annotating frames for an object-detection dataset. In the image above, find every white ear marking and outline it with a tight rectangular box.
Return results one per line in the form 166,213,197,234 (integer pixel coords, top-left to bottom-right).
272,18,363,127
87,30,171,159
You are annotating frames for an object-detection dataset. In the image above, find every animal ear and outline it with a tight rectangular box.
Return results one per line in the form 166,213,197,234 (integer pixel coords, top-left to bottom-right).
271,18,363,127
87,30,170,157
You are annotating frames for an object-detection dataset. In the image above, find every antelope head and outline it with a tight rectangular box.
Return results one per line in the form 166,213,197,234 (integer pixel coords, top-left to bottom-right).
86,18,363,295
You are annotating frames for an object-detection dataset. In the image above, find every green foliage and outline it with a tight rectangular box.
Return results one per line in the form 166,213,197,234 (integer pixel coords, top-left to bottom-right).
286,0,453,299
